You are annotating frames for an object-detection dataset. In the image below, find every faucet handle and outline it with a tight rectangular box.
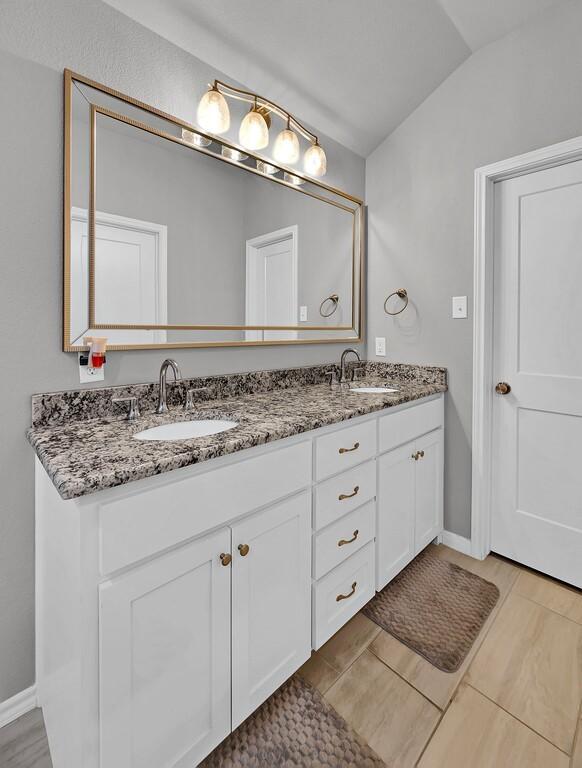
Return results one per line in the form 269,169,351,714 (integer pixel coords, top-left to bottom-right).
325,369,339,388
112,395,140,421
184,387,213,410
352,365,366,382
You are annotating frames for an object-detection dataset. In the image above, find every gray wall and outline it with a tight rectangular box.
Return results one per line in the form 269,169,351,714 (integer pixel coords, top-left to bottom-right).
0,0,364,701
366,0,582,538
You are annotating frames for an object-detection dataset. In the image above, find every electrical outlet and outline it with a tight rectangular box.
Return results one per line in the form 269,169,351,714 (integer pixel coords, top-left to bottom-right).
375,337,386,356
452,296,468,319
299,305,308,322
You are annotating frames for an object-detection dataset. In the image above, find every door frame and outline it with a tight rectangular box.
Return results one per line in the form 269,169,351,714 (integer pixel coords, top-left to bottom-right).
245,225,298,342
471,134,582,560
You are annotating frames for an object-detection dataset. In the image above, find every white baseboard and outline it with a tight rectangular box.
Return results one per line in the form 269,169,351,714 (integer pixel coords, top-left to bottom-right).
440,530,472,556
0,685,37,729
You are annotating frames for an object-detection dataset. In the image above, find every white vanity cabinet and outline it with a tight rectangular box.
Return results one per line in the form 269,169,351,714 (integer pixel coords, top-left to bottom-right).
35,392,444,768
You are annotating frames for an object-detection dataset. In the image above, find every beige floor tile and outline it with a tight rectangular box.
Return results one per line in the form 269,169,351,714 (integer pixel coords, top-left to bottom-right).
317,612,380,673
367,546,518,709
295,651,340,695
512,569,582,625
418,684,569,768
325,649,440,767
467,592,582,753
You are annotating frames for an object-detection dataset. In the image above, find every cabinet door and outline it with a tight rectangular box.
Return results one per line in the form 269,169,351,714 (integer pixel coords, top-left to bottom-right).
99,529,231,768
231,492,311,728
415,428,444,552
376,441,416,591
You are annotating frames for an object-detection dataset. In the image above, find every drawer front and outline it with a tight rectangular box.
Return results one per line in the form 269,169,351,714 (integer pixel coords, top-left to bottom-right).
379,396,443,454
315,419,377,481
314,459,376,531
312,541,375,649
314,500,375,580
99,440,312,575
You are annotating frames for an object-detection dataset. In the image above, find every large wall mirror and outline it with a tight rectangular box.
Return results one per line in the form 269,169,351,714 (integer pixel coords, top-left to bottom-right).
64,71,364,350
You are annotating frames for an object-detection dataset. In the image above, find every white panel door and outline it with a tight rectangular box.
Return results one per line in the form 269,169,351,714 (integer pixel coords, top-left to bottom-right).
99,529,231,768
231,492,311,728
376,441,416,590
414,429,444,552
492,160,582,587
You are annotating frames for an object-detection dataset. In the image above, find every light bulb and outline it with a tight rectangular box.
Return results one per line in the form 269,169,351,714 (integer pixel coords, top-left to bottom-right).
197,86,230,134
239,108,269,150
303,142,327,177
273,126,299,164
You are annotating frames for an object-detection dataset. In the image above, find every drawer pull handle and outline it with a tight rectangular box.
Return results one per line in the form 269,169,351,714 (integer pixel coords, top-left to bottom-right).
338,485,360,501
339,441,360,454
219,553,232,566
412,451,425,460
419,450,425,458
336,582,357,602
238,543,250,557
338,530,359,547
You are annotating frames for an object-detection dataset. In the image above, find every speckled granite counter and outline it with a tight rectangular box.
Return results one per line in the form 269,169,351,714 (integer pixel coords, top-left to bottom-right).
27,362,446,500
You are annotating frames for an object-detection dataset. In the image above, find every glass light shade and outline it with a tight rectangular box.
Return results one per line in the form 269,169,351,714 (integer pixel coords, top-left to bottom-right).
181,129,212,147
221,146,248,162
239,109,269,150
303,142,327,177
283,172,305,186
273,128,300,164
197,87,230,134
257,160,278,175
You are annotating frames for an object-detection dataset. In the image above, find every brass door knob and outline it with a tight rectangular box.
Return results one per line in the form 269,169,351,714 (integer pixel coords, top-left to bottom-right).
238,543,250,557
495,382,511,395
219,553,232,566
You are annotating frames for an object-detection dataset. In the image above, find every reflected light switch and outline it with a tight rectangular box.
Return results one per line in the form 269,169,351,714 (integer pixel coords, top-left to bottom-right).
299,306,308,322
452,296,467,319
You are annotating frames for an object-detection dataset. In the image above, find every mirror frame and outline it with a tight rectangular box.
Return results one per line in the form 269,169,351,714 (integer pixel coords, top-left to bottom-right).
63,70,365,351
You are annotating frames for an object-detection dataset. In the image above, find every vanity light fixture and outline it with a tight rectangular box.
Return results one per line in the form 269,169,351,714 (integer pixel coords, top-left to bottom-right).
256,160,279,175
283,172,306,186
181,128,212,148
196,83,230,134
197,79,327,177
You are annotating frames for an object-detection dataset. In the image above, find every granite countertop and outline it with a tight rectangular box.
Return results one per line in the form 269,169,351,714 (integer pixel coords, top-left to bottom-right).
27,363,447,500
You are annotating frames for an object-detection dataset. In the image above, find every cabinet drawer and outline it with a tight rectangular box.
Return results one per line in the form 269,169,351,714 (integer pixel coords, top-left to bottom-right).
314,460,376,531
312,542,375,649
99,440,312,575
314,500,375,580
379,396,443,454
315,419,377,481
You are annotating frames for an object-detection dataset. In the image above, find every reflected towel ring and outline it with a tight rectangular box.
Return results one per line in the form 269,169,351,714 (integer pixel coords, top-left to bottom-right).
384,288,409,316
320,293,339,317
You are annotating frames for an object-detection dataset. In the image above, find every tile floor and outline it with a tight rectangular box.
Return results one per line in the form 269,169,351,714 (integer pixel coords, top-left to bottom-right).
2,543,582,767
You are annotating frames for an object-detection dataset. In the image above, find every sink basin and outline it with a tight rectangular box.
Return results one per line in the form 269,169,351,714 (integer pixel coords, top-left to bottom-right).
133,419,238,441
349,386,399,394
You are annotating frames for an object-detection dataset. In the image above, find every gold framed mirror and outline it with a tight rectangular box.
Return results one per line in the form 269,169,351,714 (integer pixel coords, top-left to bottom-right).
64,70,364,351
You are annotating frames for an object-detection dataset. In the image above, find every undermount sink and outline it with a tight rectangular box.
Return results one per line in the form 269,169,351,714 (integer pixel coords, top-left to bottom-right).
349,386,399,394
133,419,238,441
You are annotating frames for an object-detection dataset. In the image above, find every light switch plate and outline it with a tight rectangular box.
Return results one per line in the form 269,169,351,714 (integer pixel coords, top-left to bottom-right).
375,337,386,356
299,305,308,322
452,296,468,319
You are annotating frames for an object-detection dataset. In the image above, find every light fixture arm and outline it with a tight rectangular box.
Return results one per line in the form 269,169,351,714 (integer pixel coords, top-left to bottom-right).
211,79,319,146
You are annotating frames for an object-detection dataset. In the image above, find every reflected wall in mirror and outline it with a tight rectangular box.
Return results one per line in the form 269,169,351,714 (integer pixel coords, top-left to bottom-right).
64,71,364,350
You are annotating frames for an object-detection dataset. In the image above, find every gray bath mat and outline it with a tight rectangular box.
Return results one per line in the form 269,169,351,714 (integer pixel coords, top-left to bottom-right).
363,548,500,672
200,675,384,767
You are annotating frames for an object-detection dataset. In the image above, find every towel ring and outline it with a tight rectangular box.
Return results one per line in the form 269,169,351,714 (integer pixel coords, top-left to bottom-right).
320,294,339,318
384,288,409,316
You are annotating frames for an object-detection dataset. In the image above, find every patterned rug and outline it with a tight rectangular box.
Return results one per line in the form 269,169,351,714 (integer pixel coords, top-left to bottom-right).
363,549,500,672
200,675,385,767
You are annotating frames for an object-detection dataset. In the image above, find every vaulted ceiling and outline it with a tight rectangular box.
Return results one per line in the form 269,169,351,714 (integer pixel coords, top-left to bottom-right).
103,0,566,156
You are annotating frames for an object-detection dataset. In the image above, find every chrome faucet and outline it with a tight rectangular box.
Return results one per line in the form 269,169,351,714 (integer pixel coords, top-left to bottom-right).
157,359,182,414
339,348,361,384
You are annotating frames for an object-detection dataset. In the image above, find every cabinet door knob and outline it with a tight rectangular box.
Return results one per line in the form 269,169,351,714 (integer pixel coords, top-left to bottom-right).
238,543,250,557
336,582,357,602
339,441,360,454
419,450,425,458
495,381,511,395
219,553,232,566
412,452,419,460
338,530,359,547
338,485,359,501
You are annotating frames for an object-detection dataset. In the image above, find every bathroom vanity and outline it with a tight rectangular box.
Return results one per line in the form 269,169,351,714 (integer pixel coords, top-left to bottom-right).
29,364,445,768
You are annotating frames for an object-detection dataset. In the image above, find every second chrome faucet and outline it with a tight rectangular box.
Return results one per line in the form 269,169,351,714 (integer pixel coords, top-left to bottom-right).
157,359,182,414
